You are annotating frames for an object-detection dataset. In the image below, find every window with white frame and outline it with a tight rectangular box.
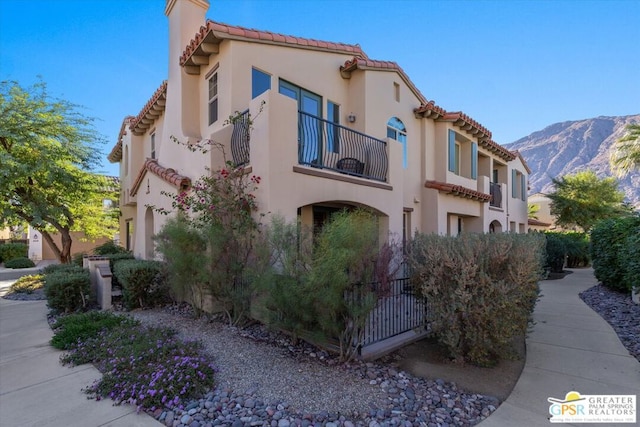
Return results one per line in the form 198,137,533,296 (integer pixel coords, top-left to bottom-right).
387,117,407,168
208,72,218,125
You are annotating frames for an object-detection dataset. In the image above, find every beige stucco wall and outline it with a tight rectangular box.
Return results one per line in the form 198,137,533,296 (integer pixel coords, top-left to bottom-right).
113,0,533,258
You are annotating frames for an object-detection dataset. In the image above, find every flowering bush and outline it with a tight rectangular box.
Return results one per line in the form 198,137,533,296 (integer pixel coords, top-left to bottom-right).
56,312,217,412
155,154,263,325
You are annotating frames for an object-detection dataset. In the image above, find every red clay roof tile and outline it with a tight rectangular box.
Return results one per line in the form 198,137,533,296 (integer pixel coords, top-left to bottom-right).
129,81,167,135
340,57,428,105
424,180,492,202
180,20,367,67
130,158,191,197
108,116,135,163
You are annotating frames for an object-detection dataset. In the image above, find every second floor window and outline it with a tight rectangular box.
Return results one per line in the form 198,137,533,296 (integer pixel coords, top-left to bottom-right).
209,72,218,125
387,117,407,168
150,133,156,159
252,68,271,99
448,130,478,179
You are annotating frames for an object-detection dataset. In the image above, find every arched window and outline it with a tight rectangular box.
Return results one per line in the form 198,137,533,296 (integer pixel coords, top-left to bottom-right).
387,117,407,168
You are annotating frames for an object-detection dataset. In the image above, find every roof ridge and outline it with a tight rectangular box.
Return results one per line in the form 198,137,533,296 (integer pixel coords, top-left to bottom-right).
180,19,368,67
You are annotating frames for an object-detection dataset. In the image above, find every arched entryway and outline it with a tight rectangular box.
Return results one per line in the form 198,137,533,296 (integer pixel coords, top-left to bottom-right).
489,220,503,233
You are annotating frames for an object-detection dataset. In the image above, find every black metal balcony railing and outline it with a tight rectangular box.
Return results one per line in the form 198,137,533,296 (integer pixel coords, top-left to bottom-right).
231,109,250,167
490,182,502,208
298,111,388,182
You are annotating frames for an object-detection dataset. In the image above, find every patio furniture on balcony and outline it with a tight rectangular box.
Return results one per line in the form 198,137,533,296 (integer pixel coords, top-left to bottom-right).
298,111,388,182
337,157,365,175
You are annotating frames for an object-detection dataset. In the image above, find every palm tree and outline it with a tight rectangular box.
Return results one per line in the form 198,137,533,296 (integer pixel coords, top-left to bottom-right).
528,203,540,219
610,123,640,177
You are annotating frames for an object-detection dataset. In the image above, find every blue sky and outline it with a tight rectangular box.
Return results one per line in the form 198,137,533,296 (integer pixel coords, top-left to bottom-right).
1,0,638,177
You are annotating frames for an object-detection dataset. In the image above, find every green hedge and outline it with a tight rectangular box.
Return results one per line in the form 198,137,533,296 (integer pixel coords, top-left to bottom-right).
44,270,91,313
591,216,640,292
4,257,35,269
113,259,169,310
42,264,86,275
544,232,590,273
0,243,28,264
93,240,129,255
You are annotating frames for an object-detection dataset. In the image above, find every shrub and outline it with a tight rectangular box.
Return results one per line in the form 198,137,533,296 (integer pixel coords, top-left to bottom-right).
42,263,86,275
44,269,91,313
4,257,35,269
113,259,169,310
544,233,566,273
9,274,44,294
622,232,640,293
256,211,403,362
154,214,208,315
591,216,640,292
0,242,28,263
93,240,128,255
72,252,86,267
409,232,545,366
563,232,590,268
50,311,137,350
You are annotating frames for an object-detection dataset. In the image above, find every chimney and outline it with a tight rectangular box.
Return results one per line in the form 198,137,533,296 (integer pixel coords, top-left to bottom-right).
165,0,209,84
164,0,209,140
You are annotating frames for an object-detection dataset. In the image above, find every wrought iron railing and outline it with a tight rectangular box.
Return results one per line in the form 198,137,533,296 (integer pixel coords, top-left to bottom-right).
346,277,429,349
298,111,388,182
230,109,250,167
490,182,502,208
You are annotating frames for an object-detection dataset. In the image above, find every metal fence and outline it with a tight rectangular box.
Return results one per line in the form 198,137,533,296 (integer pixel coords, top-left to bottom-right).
298,111,388,182
231,109,251,167
353,277,429,348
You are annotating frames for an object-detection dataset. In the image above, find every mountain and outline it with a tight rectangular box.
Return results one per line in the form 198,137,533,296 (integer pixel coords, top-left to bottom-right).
507,114,640,208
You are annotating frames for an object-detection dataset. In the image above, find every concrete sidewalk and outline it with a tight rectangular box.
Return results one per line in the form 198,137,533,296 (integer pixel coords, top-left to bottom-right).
0,296,161,426
479,268,640,427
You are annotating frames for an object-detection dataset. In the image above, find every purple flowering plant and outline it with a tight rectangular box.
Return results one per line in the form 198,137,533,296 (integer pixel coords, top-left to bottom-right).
56,312,217,411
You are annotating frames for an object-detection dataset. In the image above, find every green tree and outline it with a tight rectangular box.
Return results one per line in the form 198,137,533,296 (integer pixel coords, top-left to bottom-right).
610,123,640,177
547,170,628,232
0,80,115,263
528,202,540,219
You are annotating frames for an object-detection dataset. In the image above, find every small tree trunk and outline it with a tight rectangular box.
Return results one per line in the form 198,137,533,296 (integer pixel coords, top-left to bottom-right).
40,228,73,264
59,228,72,264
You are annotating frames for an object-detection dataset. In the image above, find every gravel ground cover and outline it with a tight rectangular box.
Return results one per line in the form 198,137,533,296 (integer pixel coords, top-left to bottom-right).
579,284,640,362
131,305,499,427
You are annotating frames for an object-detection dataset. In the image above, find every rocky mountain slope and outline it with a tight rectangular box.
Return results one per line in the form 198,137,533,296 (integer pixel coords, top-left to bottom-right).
507,114,640,208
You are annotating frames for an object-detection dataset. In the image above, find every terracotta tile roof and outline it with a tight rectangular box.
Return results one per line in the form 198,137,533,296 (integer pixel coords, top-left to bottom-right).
512,150,532,173
129,81,168,136
528,218,551,227
181,20,367,72
424,180,492,202
481,139,516,161
340,57,428,105
108,116,135,163
438,111,492,141
414,101,447,120
130,158,191,197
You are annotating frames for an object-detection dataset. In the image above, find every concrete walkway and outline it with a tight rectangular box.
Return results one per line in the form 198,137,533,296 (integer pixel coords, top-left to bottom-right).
0,284,161,426
479,268,640,427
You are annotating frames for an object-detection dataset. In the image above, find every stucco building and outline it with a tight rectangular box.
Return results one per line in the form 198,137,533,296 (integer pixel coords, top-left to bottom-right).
108,0,530,259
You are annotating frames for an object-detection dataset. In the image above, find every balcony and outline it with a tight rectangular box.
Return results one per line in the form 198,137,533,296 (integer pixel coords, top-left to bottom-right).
230,109,250,167
490,182,502,208
298,111,388,182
